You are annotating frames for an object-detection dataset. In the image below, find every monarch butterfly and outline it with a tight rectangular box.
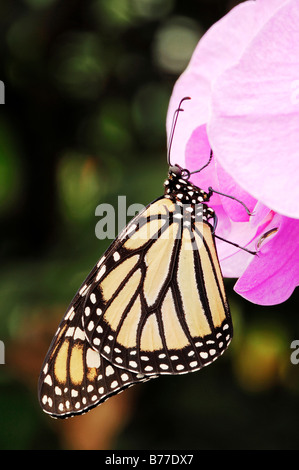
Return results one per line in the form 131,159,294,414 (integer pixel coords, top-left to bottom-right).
38,98,249,419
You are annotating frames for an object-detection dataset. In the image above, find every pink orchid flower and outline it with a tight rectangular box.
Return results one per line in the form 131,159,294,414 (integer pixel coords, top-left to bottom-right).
166,0,299,306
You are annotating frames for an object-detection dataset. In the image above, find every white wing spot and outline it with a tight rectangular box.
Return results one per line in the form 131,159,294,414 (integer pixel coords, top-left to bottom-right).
79,284,89,296
97,256,106,267
44,375,52,386
129,361,137,368
105,365,114,376
96,265,106,281
200,352,208,359
189,361,198,368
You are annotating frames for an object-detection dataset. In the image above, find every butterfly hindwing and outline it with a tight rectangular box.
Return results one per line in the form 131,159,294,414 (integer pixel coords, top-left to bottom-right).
38,298,154,419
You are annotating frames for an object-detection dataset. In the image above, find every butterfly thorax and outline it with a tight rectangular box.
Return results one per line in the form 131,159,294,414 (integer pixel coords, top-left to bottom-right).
164,164,215,224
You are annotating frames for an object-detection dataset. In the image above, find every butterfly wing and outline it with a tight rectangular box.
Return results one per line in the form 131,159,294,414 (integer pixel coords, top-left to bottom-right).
39,190,233,418
82,197,232,376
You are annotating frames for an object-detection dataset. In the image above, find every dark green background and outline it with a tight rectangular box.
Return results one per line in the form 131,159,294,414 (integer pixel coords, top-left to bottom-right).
0,0,299,450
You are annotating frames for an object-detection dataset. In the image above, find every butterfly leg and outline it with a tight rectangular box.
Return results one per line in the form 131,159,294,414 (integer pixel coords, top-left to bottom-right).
214,233,257,255
211,210,257,255
207,187,254,217
211,210,218,234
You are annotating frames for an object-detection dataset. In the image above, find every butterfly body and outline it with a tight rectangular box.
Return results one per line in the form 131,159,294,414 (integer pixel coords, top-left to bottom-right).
39,164,232,418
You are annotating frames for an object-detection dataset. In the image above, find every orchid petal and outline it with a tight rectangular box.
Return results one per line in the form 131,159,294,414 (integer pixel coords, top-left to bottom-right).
234,215,299,305
167,0,288,167
210,0,299,219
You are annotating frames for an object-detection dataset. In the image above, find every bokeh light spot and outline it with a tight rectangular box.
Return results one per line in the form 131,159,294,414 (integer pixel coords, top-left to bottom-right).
153,16,203,74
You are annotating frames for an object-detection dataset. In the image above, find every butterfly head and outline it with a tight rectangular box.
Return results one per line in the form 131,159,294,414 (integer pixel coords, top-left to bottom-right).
164,164,210,206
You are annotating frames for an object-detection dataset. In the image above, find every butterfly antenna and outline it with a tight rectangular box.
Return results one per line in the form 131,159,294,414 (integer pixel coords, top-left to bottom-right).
190,149,213,175
167,96,191,165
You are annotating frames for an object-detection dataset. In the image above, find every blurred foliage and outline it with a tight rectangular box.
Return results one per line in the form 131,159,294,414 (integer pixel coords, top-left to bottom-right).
0,0,299,450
